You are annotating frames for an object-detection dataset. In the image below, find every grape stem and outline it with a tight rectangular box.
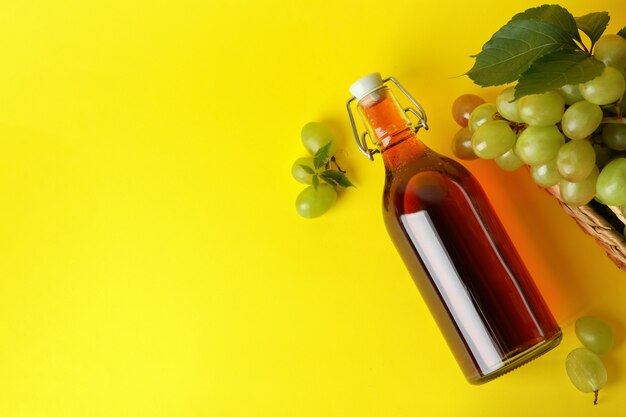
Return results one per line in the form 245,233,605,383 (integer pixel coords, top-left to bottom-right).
593,390,599,406
601,117,626,125
607,96,625,118
494,112,527,134
329,156,346,173
600,98,622,118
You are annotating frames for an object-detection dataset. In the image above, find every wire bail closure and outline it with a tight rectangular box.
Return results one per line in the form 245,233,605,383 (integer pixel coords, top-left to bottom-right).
346,77,429,161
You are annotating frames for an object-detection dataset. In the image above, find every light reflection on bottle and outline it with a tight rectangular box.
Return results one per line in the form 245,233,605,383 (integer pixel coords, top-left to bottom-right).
401,210,504,372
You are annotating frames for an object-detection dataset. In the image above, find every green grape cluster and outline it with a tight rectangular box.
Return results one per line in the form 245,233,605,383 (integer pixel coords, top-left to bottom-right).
565,316,615,405
291,122,354,218
451,34,626,218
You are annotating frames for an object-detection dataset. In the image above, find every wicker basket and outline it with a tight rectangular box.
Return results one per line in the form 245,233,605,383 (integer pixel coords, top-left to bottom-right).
546,185,626,271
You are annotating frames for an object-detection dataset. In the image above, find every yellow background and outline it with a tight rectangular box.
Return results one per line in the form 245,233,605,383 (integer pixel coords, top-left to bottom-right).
1,0,625,415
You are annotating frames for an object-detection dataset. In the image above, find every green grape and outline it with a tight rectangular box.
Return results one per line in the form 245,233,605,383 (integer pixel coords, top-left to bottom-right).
575,316,615,355
593,143,613,168
561,101,603,140
558,84,584,105
295,184,337,218
301,122,337,156
515,125,564,165
602,123,626,151
593,35,626,72
557,140,596,182
468,103,497,132
496,86,523,122
565,348,607,405
596,158,626,206
531,160,560,188
560,167,599,207
579,66,626,106
452,94,485,127
517,91,564,126
621,205,626,218
495,146,524,171
291,157,315,184
451,127,478,160
471,120,516,159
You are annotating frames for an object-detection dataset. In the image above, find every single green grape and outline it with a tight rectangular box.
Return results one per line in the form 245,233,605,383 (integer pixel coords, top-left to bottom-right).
558,84,584,105
579,66,626,106
471,120,516,159
560,167,599,207
593,143,613,168
517,91,564,126
468,103,497,133
515,125,564,165
596,158,626,206
495,146,524,171
451,127,478,160
593,35,626,71
301,122,337,156
575,316,615,355
452,94,485,127
565,348,607,405
531,160,560,188
621,204,626,218
496,86,523,122
295,184,337,218
291,157,315,184
556,140,596,182
561,100,603,140
602,123,626,151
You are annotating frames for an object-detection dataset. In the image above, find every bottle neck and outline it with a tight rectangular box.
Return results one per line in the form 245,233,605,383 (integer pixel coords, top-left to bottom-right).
357,86,428,170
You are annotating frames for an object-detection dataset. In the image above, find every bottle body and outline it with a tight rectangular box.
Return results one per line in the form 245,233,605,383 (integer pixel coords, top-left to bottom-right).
383,151,562,383
358,84,561,383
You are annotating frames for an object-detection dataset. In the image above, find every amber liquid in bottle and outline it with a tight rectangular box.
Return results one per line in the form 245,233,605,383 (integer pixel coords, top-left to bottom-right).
357,85,562,383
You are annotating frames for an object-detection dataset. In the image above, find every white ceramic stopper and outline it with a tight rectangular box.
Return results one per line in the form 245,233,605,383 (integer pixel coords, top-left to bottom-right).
349,73,383,100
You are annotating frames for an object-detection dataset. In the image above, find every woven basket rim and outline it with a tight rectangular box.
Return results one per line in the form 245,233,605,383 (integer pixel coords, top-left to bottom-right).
546,184,626,270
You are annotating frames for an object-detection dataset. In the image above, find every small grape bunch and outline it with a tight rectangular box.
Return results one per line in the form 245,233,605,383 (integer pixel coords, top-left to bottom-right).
292,122,354,218
565,316,615,405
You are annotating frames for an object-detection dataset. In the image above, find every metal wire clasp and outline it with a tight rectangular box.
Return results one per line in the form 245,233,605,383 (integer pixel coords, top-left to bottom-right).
346,77,429,161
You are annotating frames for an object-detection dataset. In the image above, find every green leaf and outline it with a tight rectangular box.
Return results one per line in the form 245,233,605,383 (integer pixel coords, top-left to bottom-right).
512,4,581,42
576,12,610,48
337,176,355,188
467,19,577,87
312,174,319,190
320,170,355,188
313,141,333,170
618,26,626,39
320,176,338,187
514,49,605,98
299,164,315,175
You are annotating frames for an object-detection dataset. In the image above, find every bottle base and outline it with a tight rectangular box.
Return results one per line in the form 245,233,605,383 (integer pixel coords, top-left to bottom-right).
467,330,563,385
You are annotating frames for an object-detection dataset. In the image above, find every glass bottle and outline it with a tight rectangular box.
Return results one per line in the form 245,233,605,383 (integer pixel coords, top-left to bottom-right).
347,73,562,384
